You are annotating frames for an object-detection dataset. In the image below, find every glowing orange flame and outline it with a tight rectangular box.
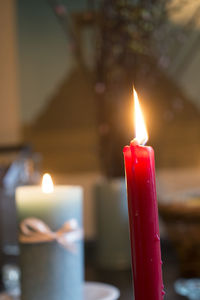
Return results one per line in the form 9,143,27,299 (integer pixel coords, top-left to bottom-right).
42,173,54,193
133,88,148,145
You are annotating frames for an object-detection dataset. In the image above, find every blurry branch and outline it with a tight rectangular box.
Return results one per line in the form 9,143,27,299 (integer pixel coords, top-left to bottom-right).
48,0,98,68
48,0,81,63
96,0,167,85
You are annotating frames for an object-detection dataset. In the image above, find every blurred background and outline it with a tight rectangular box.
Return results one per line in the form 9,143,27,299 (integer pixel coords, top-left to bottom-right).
0,0,200,299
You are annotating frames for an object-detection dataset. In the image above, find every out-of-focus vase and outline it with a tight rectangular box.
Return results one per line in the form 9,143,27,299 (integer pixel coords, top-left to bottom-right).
94,178,130,269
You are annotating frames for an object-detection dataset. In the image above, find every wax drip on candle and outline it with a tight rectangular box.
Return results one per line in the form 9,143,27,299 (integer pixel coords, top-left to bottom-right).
154,234,160,241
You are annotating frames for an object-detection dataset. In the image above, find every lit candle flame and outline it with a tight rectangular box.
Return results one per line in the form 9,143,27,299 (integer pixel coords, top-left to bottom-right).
134,88,148,145
42,173,54,193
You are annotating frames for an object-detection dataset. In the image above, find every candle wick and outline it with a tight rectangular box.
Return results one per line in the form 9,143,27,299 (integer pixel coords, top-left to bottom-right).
132,137,147,146
131,138,140,146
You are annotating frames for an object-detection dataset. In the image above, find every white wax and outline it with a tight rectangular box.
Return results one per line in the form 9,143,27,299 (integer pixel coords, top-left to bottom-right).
16,185,83,229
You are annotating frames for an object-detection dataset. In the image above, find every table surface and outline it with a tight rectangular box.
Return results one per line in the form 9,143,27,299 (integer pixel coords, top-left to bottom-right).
0,240,186,300
85,240,186,300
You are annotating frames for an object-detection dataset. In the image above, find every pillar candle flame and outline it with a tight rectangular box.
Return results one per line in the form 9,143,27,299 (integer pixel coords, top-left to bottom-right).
42,173,54,193
134,88,148,145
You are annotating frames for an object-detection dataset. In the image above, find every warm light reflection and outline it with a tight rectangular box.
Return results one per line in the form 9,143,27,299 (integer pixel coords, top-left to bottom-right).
42,173,54,193
134,88,148,145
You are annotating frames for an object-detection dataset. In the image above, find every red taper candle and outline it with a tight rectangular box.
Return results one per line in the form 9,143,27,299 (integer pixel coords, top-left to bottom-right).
123,89,164,300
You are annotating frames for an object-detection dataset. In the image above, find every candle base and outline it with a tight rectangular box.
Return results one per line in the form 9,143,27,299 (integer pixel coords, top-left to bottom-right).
20,242,83,300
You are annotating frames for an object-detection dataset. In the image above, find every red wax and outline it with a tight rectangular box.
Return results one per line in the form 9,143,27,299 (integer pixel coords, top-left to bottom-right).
123,140,164,300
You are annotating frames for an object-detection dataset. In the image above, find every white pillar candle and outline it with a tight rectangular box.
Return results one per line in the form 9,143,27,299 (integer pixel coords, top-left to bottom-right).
16,174,83,300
